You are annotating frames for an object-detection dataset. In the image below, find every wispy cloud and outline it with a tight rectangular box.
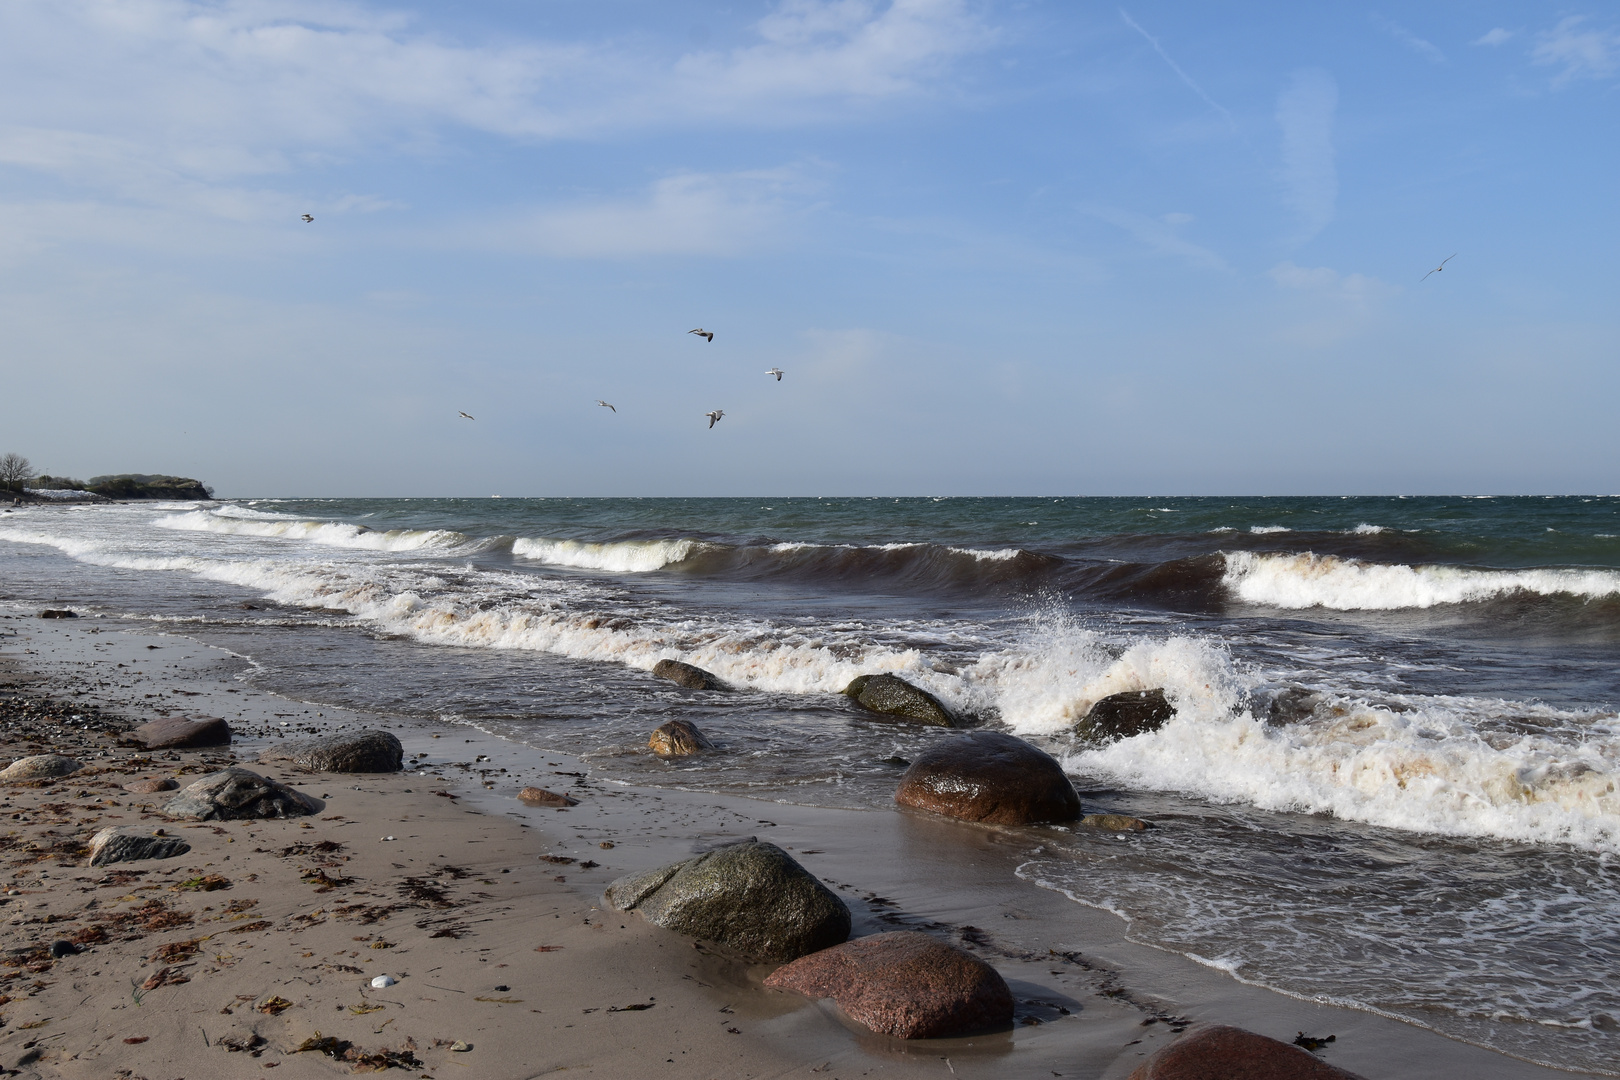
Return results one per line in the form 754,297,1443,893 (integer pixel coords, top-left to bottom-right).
1117,9,1237,131
1532,16,1620,84
1473,28,1515,47
1275,68,1338,245
1089,205,1227,271
1373,15,1446,64
1266,262,1397,346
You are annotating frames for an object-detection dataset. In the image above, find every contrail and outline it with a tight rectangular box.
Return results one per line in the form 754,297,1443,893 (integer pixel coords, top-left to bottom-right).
1120,9,1237,131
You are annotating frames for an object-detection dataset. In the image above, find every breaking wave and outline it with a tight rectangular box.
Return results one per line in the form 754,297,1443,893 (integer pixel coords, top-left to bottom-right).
157,510,469,553
1222,551,1620,610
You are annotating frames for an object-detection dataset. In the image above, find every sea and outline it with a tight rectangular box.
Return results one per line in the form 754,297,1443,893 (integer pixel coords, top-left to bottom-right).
3,495,1618,1073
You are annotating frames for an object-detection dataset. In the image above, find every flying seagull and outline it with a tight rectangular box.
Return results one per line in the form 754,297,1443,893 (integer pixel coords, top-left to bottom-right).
1421,254,1456,282
688,328,714,342
301,214,314,223
596,400,616,413
705,409,724,429
457,411,475,420
765,368,784,381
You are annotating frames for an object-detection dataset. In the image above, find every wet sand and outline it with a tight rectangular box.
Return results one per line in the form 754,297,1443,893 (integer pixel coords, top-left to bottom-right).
0,612,1597,1078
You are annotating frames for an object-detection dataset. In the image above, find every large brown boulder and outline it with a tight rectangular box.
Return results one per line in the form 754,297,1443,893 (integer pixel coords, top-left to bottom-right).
649,719,714,758
258,729,403,773
765,931,1013,1039
844,674,955,727
653,659,725,690
895,731,1079,825
127,716,232,750
163,768,322,821
1076,689,1175,742
1127,1025,1368,1080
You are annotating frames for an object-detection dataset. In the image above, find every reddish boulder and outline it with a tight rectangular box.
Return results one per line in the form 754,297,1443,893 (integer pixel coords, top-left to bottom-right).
127,716,232,750
894,730,1079,825
1127,1025,1368,1080
765,931,1012,1039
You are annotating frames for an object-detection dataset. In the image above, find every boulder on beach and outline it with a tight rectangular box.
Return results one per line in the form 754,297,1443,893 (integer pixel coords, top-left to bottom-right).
87,825,192,867
652,659,726,690
843,674,956,727
1081,813,1150,832
894,731,1079,825
258,729,403,773
38,609,77,619
649,719,714,758
604,840,850,963
1,754,84,781
764,930,1014,1039
124,778,179,794
1127,1024,1369,1080
518,786,578,807
163,767,322,821
1076,689,1175,742
126,716,233,750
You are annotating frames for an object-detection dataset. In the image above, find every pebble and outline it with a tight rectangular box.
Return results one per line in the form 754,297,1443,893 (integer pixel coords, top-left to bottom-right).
371,974,396,988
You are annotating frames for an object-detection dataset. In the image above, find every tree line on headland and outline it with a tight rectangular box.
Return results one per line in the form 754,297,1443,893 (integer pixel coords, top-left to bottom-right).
0,453,212,500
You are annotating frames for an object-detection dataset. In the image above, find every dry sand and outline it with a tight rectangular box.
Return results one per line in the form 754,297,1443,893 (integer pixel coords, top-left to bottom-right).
0,613,1598,1078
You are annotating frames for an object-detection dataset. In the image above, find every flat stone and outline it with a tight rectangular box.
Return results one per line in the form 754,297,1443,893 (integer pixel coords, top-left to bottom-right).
124,778,179,794
844,674,955,727
258,729,403,773
764,931,1013,1039
649,719,714,758
128,716,232,750
1076,689,1175,742
87,825,192,867
1,754,84,781
518,787,578,807
605,840,850,963
162,767,322,821
652,659,726,690
895,731,1080,825
1127,1025,1368,1080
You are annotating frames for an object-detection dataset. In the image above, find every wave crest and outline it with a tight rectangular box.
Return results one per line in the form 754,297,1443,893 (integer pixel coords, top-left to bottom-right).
1222,551,1620,610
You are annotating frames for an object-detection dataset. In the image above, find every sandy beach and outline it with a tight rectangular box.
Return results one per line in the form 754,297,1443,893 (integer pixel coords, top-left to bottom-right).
0,611,1599,1078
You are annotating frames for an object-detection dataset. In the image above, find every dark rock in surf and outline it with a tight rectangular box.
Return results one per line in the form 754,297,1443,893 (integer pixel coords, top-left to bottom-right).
1264,687,1323,726
38,609,77,619
1075,689,1174,742
844,674,956,727
894,731,1079,825
764,930,1014,1039
604,840,849,963
126,716,232,750
87,825,192,866
258,729,403,773
648,719,714,758
652,659,726,690
1127,1024,1368,1080
1081,813,1150,832
163,768,321,821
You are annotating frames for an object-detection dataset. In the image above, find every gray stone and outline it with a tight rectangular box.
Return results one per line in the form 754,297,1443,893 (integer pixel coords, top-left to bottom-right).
648,719,713,758
163,767,322,821
259,729,403,773
843,674,956,727
1076,689,1175,742
605,840,850,963
653,659,726,690
87,825,192,866
127,716,232,750
1,754,83,781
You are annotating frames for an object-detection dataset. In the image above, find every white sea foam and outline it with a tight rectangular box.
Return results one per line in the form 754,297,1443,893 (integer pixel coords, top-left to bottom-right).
1223,551,1620,609
1350,523,1387,534
1249,525,1290,534
156,510,467,552
512,536,706,572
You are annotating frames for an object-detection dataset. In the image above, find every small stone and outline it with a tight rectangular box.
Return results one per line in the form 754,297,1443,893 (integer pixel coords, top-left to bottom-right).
1127,1024,1368,1080
124,778,179,794
87,825,192,867
38,609,77,619
49,940,79,958
450,1040,471,1052
371,974,396,988
652,659,726,690
648,719,714,758
1,754,84,781
1081,813,1150,832
518,787,578,807
127,716,233,750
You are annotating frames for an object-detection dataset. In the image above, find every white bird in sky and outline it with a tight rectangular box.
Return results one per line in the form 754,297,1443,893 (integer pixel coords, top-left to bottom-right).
1421,254,1456,282
301,214,314,223
706,409,724,429
457,411,475,420
597,400,616,413
688,328,714,342
765,368,784,381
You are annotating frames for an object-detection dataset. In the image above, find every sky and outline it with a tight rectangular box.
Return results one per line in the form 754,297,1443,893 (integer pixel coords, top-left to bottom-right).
0,0,1616,497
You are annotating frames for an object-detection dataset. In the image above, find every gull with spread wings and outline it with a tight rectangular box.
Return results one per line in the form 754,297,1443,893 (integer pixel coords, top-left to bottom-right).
705,409,724,429
597,400,616,413
1421,254,1456,282
457,411,475,420
766,368,784,381
688,328,714,342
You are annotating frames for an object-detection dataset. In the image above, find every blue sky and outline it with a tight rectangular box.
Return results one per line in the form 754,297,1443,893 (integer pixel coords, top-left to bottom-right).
1,1,1615,496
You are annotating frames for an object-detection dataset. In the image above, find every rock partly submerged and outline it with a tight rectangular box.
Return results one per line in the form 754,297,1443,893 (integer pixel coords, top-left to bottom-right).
518,786,578,807
163,767,322,821
844,674,956,727
259,729,403,773
652,659,726,690
604,840,850,963
87,825,192,867
126,716,232,750
1081,813,1150,832
1127,1024,1369,1080
1075,688,1175,742
765,930,1014,1039
894,731,1080,825
649,719,714,758
1,754,84,781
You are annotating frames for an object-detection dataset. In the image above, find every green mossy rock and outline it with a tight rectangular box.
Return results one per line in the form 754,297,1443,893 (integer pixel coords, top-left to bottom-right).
842,674,956,727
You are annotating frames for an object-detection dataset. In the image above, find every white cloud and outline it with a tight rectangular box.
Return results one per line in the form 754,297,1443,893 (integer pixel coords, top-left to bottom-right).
1373,16,1446,64
1090,206,1227,271
1160,212,1194,225
1532,16,1620,84
1275,68,1338,245
1473,28,1515,47
1118,9,1237,130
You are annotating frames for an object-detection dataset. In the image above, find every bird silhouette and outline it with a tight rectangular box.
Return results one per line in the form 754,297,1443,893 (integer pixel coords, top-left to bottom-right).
765,368,784,381
1421,254,1456,282
705,409,724,429
596,400,616,413
688,328,714,342
301,214,314,223
457,411,475,420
